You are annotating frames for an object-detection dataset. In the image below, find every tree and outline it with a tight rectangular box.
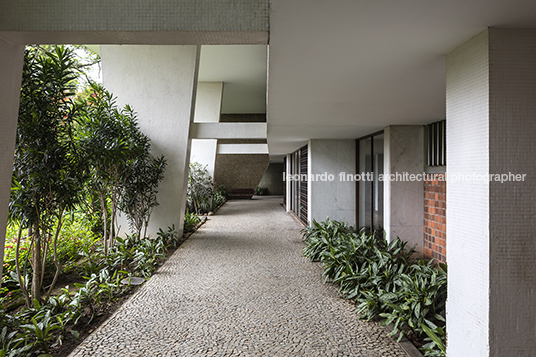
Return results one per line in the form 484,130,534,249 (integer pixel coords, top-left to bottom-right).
186,162,214,215
120,155,167,239
76,84,156,248
10,46,84,304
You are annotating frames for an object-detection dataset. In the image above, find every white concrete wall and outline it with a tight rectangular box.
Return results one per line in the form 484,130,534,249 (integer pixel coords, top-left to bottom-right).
383,126,424,252
193,82,222,123
190,140,218,179
446,30,490,357
308,139,355,226
0,41,24,283
101,45,200,237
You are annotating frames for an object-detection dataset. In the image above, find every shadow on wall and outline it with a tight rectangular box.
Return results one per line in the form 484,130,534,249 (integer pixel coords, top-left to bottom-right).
257,162,284,195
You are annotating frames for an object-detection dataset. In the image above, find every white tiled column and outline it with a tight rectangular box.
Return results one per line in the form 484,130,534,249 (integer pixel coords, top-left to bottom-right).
383,125,424,251
446,28,536,357
101,45,200,237
0,41,24,282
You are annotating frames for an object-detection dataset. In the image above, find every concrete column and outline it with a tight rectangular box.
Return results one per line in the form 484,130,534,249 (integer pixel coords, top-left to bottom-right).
101,45,200,237
190,82,223,179
308,139,355,226
0,41,24,282
446,28,536,357
383,126,424,251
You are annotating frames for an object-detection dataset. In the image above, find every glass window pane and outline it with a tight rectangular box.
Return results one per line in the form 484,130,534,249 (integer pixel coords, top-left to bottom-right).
358,138,371,230
373,134,384,230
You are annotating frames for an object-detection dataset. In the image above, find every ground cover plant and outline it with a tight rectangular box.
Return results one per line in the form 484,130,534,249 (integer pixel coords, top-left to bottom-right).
0,44,181,357
302,218,447,357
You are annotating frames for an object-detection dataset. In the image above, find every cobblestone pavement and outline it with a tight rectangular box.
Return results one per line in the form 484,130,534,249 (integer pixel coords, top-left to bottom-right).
69,197,408,357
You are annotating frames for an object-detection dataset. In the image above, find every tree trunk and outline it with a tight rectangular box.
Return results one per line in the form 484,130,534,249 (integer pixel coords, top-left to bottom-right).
31,224,42,303
45,211,64,301
100,194,108,255
15,224,31,307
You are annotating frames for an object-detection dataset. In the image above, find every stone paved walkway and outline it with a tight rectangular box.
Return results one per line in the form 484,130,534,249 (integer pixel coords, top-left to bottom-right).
69,197,408,357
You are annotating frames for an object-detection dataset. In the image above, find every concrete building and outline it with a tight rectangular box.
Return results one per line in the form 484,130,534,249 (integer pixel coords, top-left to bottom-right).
0,1,535,356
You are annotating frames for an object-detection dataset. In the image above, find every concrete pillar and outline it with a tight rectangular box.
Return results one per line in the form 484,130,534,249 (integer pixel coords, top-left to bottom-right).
383,126,424,251
308,139,355,226
446,28,536,357
190,82,223,179
101,45,200,237
0,41,24,283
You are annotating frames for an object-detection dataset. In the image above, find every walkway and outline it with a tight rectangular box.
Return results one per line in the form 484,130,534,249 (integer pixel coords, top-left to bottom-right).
69,197,408,357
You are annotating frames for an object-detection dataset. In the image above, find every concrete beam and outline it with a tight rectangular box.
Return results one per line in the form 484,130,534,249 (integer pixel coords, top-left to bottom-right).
0,0,269,45
191,122,267,139
217,144,269,154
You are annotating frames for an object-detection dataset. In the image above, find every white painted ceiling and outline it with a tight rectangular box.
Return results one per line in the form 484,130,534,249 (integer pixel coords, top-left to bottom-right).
198,45,267,114
267,0,536,160
89,0,536,162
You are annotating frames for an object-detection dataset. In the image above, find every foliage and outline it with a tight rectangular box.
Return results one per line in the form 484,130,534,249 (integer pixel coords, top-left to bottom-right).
302,218,354,261
120,154,167,239
10,45,85,303
186,162,214,215
183,212,201,233
254,187,270,195
76,83,151,250
216,185,228,198
301,217,446,356
378,261,447,353
1,225,180,356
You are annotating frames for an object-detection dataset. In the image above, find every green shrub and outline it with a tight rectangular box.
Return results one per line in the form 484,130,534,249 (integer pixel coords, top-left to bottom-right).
183,212,201,233
216,185,228,198
302,218,354,261
254,187,270,195
301,217,446,357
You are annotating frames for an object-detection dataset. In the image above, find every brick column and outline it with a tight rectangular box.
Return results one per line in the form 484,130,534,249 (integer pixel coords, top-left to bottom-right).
423,175,446,262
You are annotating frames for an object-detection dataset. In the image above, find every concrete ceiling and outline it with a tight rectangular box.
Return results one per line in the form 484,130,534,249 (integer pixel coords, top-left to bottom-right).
88,44,268,115
199,45,267,114
267,0,536,160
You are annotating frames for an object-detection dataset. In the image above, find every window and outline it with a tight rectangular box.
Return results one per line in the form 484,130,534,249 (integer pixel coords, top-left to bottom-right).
425,120,446,166
356,131,384,232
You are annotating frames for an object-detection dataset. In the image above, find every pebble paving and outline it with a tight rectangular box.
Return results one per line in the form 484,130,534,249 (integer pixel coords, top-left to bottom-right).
69,197,408,357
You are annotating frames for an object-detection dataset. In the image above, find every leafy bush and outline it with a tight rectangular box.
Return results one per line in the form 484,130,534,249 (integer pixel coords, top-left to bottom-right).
254,187,270,195
302,218,354,261
186,162,213,215
301,217,446,357
183,212,201,233
216,185,228,198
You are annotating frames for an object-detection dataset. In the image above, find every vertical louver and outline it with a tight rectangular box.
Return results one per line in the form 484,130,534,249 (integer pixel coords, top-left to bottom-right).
299,145,308,225
426,120,446,166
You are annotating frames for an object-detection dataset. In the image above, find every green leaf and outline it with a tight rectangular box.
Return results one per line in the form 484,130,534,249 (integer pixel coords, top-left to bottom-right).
420,323,446,354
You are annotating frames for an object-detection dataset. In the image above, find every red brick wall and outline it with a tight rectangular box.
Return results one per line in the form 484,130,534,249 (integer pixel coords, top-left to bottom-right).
424,175,446,263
